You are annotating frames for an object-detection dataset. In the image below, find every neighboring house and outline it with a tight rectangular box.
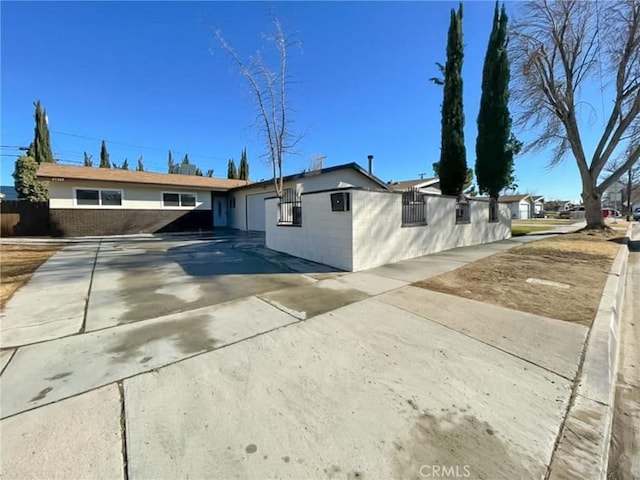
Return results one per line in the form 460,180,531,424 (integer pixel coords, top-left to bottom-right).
37,164,247,236
498,194,532,219
227,163,389,232
387,178,441,195
532,196,545,218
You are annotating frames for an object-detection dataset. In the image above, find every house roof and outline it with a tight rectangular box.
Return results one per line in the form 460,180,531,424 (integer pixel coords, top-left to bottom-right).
230,162,390,191
498,194,531,203
387,178,439,191
37,163,249,191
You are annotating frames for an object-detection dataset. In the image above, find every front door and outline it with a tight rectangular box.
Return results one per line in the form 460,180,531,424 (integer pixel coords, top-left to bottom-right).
213,196,228,227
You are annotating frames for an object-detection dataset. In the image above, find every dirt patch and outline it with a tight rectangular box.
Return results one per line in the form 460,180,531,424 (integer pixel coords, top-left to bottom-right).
414,233,622,325
0,244,63,307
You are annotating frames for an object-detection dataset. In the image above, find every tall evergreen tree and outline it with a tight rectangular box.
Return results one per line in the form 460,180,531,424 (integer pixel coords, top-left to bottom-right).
206,169,214,177
239,148,249,180
475,2,513,199
136,156,145,171
182,154,190,164
121,158,129,170
99,140,111,168
195,167,203,176
227,159,238,179
13,155,48,202
438,4,466,197
83,152,93,167
168,150,175,173
33,101,55,164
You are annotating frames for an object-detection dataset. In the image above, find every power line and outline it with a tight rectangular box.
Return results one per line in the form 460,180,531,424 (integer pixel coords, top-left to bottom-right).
50,130,228,162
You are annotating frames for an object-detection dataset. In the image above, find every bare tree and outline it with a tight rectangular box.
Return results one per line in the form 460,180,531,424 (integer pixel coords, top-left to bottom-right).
510,0,640,229
216,19,301,198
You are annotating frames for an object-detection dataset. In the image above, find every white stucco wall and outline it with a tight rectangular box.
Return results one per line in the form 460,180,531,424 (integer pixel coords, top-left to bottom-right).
48,180,211,210
350,191,511,271
229,168,383,231
265,192,354,270
266,189,511,272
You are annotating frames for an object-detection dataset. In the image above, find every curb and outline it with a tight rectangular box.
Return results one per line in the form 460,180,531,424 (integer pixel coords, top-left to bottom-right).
548,225,632,479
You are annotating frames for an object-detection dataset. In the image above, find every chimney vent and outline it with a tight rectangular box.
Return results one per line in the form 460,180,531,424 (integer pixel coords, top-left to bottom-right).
367,155,374,175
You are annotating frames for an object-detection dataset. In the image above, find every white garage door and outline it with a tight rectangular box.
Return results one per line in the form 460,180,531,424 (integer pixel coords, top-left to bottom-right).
519,203,530,219
246,193,269,231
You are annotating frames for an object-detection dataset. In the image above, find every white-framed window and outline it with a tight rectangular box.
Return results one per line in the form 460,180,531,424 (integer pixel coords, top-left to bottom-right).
74,188,123,207
162,192,197,208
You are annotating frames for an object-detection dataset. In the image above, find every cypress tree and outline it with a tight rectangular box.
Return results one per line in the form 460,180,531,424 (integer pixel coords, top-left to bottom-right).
121,158,129,170
99,140,111,168
182,154,190,164
206,169,214,177
239,148,249,180
136,156,145,171
168,150,175,173
83,152,93,167
33,101,55,164
438,4,466,197
475,2,513,199
227,159,238,179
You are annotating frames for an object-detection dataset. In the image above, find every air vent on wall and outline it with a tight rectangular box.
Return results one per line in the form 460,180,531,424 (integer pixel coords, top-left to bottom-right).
330,192,350,212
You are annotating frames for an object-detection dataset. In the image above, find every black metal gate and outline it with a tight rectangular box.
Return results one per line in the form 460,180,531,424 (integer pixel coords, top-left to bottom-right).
278,188,302,226
402,187,425,225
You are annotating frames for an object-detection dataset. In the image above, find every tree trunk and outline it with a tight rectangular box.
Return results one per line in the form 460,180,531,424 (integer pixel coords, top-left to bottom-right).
583,181,606,229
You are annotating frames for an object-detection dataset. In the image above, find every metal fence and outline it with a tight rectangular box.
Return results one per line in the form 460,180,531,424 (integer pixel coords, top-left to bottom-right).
402,187,426,225
278,188,302,226
455,198,471,223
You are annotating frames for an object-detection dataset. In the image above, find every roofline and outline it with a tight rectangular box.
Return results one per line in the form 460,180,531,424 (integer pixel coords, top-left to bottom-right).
230,162,390,191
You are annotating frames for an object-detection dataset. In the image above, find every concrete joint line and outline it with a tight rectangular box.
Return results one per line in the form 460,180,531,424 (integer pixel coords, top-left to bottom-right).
386,301,572,382
0,349,18,376
118,381,129,480
81,240,102,334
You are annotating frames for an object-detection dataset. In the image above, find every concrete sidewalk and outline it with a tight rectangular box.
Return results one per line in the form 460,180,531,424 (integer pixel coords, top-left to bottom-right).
1,223,600,479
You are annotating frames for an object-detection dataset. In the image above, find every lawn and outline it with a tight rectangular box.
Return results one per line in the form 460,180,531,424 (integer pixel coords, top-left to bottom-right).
512,219,573,225
1,244,62,307
415,232,623,325
511,225,550,236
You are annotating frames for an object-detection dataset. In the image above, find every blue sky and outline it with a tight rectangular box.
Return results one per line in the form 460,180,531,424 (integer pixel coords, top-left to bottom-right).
1,1,603,202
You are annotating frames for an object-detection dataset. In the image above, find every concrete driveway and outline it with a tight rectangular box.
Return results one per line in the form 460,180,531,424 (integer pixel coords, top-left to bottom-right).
1,231,590,479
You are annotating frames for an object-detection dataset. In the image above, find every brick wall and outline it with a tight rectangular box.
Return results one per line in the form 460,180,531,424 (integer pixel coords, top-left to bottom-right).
50,209,212,237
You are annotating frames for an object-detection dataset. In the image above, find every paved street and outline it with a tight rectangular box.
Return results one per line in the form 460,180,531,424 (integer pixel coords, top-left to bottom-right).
0,224,617,479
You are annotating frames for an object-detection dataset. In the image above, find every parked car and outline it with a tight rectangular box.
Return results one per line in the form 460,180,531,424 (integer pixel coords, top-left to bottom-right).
602,208,621,217
633,207,640,221
558,210,572,219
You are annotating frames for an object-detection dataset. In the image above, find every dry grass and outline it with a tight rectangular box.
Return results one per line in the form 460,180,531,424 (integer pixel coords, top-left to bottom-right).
512,219,573,225
1,244,62,308
415,232,624,326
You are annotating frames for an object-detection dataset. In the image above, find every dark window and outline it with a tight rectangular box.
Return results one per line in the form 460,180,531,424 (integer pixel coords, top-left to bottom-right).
331,192,350,212
163,193,180,207
101,190,122,206
180,193,196,207
76,189,99,205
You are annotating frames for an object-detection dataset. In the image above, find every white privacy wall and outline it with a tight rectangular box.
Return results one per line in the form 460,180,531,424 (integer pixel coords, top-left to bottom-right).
265,192,354,270
350,190,511,271
265,189,511,272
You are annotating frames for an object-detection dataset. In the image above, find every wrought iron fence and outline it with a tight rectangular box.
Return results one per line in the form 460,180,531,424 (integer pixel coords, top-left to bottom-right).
278,188,302,226
402,187,426,225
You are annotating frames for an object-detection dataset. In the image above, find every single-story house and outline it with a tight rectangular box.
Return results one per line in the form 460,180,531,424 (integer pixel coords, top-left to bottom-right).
498,194,532,219
226,163,389,231
36,162,389,236
37,164,248,236
387,177,441,195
